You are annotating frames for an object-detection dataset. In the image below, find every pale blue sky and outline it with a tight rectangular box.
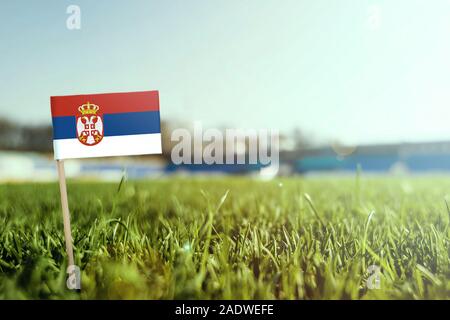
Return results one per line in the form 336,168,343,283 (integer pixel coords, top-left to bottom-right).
1,0,450,144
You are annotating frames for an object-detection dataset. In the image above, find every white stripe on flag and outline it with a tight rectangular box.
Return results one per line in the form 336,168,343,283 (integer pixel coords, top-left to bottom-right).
53,133,162,160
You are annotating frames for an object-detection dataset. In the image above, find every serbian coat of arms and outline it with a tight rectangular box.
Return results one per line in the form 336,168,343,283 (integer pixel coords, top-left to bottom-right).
76,102,104,146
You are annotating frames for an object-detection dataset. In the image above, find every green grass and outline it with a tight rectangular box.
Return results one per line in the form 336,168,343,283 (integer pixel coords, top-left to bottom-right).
0,177,449,299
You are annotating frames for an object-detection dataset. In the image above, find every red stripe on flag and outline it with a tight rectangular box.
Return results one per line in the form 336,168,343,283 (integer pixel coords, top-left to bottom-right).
51,90,159,117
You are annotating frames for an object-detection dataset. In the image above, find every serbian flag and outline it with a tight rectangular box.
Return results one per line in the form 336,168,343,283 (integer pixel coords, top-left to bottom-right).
50,90,162,159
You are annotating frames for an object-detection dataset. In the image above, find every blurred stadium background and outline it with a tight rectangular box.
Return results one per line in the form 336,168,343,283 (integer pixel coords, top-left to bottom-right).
3,117,450,181
3,1,450,181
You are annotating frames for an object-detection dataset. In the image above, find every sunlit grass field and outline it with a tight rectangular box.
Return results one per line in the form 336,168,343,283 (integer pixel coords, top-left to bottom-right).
0,177,449,299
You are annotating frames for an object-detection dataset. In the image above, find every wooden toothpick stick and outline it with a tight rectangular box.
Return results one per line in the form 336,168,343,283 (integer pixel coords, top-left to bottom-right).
56,159,75,266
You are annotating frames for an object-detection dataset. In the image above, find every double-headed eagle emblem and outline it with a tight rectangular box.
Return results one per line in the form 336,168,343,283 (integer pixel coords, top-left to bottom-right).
76,102,104,146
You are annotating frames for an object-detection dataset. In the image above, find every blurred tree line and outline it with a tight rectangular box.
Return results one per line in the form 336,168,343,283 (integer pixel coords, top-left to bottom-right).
0,118,53,152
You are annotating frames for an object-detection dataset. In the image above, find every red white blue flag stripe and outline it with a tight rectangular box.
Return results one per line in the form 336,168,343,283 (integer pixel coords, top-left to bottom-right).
50,90,162,159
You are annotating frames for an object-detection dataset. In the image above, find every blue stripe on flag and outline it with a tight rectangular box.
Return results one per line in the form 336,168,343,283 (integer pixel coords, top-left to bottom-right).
52,116,76,139
52,111,161,140
103,111,160,137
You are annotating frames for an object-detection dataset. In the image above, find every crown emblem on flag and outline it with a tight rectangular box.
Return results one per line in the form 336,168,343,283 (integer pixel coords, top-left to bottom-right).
78,102,99,115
